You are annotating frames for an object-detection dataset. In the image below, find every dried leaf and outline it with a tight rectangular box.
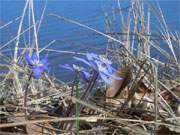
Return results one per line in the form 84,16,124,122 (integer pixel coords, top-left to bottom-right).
106,65,132,98
137,79,151,94
26,123,56,135
157,126,180,135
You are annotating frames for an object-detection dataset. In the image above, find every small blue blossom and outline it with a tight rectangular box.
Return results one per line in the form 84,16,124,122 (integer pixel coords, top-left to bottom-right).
59,64,90,82
73,53,122,85
24,52,48,78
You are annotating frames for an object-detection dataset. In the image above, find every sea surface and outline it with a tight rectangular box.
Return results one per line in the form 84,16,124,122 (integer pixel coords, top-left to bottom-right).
0,0,179,81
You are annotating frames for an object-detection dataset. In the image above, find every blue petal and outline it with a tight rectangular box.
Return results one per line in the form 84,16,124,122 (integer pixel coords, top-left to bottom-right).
32,52,39,61
102,70,123,80
73,56,91,66
94,60,102,65
105,59,112,65
106,64,113,74
42,65,48,71
93,60,104,70
32,66,42,77
40,56,48,65
86,53,99,61
80,70,90,80
97,64,122,80
24,52,33,65
105,64,118,74
89,61,98,69
86,53,95,61
59,64,74,71
111,66,118,72
99,72,111,85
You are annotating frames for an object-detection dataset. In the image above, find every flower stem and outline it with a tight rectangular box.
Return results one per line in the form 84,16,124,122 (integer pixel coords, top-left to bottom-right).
24,72,33,120
80,71,98,100
66,71,99,131
75,78,80,135
71,73,78,96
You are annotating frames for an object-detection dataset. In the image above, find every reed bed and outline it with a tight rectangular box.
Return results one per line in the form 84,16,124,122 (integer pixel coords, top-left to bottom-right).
0,0,179,135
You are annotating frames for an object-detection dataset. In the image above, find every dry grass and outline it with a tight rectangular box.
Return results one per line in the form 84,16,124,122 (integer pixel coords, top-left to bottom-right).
0,0,179,135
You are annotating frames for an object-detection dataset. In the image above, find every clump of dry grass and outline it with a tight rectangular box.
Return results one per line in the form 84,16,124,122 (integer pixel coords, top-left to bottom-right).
0,0,179,135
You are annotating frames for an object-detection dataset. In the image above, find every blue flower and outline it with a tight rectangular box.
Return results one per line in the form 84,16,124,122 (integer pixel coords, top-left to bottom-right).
59,64,90,82
73,53,122,85
24,52,48,78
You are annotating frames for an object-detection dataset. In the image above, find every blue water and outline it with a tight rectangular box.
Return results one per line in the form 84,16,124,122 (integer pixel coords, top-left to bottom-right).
0,0,179,81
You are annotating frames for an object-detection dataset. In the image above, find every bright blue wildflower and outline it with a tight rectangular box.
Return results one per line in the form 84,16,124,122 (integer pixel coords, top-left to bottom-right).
59,64,90,82
73,53,122,85
24,52,48,78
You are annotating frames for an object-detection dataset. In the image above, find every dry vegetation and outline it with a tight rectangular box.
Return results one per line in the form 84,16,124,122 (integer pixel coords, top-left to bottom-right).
0,0,179,135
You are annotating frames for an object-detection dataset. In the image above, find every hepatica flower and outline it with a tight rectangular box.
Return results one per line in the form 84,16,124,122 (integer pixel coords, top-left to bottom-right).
24,52,48,78
73,53,122,85
59,64,90,82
